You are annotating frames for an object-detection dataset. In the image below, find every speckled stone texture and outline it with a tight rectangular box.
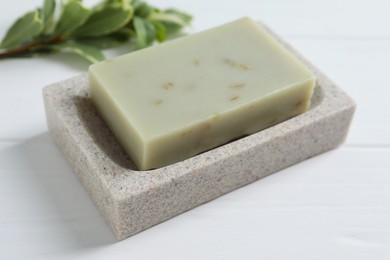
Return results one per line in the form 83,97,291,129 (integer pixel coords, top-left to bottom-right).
43,24,356,240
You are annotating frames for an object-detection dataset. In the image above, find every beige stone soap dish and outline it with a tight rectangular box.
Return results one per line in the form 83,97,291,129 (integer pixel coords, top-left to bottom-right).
43,24,355,240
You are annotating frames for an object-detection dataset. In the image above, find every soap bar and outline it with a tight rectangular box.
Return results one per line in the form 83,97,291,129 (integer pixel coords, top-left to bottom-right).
89,17,316,170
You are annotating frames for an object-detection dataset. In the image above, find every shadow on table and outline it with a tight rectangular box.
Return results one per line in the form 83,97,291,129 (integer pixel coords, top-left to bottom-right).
10,132,116,250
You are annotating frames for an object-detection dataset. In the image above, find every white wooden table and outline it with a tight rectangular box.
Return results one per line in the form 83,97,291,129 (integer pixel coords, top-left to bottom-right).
1,0,389,259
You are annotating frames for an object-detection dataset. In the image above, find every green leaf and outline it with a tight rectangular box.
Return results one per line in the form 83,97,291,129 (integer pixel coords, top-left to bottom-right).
155,9,192,36
42,0,56,32
165,9,192,24
93,0,131,11
152,21,167,42
134,2,152,18
18,46,57,57
54,0,91,36
133,16,155,48
131,0,142,10
52,41,105,63
149,12,189,27
74,4,133,37
0,10,43,49
8,51,48,59
77,28,133,48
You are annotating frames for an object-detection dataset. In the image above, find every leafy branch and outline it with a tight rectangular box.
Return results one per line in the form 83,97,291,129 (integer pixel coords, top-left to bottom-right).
0,0,192,63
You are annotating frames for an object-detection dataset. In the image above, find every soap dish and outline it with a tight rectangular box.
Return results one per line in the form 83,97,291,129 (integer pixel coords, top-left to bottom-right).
43,24,356,240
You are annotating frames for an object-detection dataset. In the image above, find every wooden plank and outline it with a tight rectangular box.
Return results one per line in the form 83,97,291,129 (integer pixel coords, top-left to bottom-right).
1,139,389,258
286,38,390,146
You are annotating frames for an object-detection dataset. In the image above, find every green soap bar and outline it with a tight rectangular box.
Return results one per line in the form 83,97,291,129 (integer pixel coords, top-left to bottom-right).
89,17,316,170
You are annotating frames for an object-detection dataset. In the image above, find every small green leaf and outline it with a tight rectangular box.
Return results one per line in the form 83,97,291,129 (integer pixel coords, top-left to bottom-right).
0,10,43,49
77,28,133,48
135,2,152,18
54,0,91,36
102,0,128,5
18,46,57,57
152,21,167,42
42,0,56,32
74,4,133,37
131,0,142,10
165,9,192,24
133,16,155,48
53,41,105,63
93,0,131,11
155,9,192,36
149,12,189,27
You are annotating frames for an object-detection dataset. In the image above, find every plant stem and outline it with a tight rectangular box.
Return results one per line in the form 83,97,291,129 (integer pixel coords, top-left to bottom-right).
0,36,65,59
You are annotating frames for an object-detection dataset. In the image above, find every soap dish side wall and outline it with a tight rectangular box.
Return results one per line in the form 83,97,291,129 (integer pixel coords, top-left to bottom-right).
43,76,121,237
42,23,356,240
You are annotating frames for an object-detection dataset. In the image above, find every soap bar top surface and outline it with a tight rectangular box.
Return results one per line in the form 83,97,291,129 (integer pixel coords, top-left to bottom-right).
89,17,315,170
